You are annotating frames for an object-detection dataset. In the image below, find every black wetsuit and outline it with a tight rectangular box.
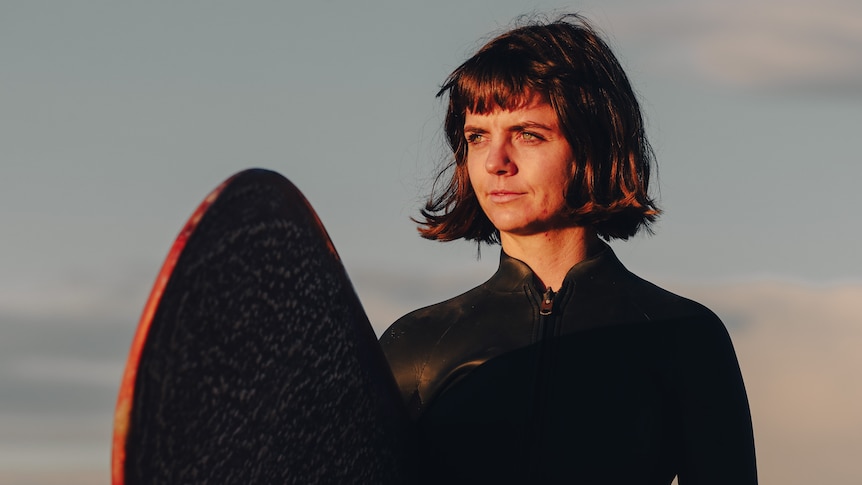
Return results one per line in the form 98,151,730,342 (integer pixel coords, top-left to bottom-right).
380,245,757,484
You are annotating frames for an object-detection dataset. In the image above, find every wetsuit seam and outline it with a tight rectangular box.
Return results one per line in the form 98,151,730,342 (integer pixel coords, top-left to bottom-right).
415,322,458,408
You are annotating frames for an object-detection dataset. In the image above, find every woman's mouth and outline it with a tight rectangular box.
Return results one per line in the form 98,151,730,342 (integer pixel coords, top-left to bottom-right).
488,191,524,203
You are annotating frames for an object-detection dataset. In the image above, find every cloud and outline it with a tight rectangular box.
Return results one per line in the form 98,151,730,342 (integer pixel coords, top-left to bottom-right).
0,268,153,324
668,280,862,484
8,357,123,387
603,0,862,93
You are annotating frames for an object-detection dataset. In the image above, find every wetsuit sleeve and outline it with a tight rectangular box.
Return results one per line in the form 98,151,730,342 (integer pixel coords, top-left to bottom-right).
674,314,758,484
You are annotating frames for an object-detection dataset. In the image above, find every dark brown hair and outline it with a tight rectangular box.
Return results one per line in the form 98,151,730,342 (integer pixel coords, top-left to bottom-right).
417,14,660,243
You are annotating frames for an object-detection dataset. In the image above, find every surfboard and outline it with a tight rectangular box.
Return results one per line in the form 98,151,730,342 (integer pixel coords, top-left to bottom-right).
112,169,414,484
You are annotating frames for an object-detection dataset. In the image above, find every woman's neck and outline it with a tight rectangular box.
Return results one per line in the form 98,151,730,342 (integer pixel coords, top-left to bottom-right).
500,227,600,291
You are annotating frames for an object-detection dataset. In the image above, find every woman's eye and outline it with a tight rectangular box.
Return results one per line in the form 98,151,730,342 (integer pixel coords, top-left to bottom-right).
466,133,484,144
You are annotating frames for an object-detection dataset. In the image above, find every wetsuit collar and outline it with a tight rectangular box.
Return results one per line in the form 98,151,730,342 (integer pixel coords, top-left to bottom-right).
492,241,621,293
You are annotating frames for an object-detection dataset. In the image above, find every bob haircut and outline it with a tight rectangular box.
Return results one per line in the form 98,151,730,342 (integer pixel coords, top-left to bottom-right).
417,14,660,243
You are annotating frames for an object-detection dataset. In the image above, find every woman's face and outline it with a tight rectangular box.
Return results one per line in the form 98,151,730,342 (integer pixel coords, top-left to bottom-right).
465,94,574,238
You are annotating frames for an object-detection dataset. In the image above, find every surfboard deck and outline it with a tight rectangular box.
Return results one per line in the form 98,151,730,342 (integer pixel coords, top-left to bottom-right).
112,169,414,484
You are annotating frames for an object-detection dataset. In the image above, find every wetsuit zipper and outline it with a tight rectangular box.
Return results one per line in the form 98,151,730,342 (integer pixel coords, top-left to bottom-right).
540,287,555,316
529,286,559,478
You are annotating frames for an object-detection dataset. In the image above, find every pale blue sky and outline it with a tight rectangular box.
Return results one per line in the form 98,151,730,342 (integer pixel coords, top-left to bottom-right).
1,1,861,482
2,0,860,302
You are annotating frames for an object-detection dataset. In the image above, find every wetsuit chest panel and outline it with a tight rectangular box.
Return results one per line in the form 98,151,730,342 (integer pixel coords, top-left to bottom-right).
538,324,678,483
417,342,542,484
418,323,678,484
416,288,537,409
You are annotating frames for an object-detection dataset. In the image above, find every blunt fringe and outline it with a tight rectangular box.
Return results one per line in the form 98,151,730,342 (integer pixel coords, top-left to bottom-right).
417,14,660,243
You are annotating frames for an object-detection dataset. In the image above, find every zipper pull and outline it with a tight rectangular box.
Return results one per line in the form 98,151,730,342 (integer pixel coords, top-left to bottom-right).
540,287,555,316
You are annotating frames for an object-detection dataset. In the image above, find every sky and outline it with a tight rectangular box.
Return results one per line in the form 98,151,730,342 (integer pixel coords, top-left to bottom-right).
1,0,861,483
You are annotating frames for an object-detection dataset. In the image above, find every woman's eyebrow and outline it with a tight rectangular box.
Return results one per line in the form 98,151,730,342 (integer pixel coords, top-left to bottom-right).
514,120,554,130
464,121,554,132
463,124,487,133
505,121,555,133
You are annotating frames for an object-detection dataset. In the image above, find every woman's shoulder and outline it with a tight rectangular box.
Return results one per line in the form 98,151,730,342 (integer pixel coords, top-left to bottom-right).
379,282,488,349
578,246,721,326
622,272,718,321
610,269,740,356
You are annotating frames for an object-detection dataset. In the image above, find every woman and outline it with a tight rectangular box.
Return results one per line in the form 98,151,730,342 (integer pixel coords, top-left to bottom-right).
380,15,757,484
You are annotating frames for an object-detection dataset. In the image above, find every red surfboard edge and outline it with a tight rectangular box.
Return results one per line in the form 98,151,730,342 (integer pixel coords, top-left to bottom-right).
111,173,237,485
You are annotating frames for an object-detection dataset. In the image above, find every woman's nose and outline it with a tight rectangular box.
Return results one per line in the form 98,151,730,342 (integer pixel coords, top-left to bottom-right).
485,142,516,175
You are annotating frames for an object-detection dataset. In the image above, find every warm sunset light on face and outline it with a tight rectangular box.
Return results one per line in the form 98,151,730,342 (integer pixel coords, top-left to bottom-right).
465,96,574,238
